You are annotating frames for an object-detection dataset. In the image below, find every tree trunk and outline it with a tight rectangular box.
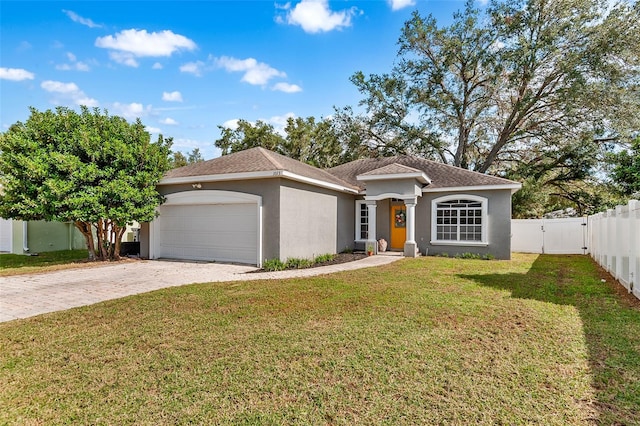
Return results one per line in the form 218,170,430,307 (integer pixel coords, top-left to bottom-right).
74,221,96,260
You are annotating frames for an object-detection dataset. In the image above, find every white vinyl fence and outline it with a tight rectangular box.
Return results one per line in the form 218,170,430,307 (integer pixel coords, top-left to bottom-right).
588,200,640,300
511,217,588,254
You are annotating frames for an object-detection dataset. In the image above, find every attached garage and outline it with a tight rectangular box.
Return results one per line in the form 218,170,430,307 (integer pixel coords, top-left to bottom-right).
150,190,262,266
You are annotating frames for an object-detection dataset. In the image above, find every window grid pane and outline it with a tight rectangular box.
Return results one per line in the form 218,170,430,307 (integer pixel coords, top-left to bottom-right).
435,199,483,242
358,203,369,240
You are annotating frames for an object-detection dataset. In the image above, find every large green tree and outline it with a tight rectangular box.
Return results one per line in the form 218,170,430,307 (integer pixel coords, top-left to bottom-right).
338,0,640,214
214,116,350,168
170,147,205,168
607,136,640,198
0,106,172,260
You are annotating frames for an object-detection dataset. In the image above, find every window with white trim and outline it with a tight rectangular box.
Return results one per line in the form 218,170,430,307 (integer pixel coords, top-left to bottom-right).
355,200,369,241
431,195,488,244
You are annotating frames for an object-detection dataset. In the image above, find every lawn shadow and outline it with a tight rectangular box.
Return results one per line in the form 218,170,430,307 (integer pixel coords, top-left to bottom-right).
458,254,640,425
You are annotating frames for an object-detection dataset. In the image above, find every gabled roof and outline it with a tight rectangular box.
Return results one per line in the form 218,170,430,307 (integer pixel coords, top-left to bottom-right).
327,155,520,192
161,147,359,193
161,148,520,194
357,163,431,184
359,163,423,176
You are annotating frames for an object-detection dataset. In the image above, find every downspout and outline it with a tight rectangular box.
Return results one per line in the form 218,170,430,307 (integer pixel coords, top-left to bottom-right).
22,221,30,253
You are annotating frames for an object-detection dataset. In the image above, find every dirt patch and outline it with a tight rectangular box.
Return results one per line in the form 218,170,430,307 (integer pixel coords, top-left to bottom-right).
250,252,369,273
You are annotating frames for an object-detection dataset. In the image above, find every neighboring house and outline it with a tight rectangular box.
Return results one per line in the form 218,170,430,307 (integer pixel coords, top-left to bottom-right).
0,219,86,254
0,218,139,255
140,147,521,266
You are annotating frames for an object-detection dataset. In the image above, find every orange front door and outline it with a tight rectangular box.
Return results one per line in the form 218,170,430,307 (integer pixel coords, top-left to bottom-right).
390,204,406,250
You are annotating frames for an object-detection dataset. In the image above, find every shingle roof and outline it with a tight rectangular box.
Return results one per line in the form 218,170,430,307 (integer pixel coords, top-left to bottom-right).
358,163,424,177
163,147,359,190
163,148,519,193
327,155,519,191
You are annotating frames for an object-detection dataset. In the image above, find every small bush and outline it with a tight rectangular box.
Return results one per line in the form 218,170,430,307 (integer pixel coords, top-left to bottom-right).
341,247,353,254
262,258,286,271
285,258,313,269
314,253,335,263
450,252,496,260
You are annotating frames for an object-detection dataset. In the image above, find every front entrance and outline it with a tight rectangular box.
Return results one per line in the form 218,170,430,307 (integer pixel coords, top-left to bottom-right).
390,203,406,250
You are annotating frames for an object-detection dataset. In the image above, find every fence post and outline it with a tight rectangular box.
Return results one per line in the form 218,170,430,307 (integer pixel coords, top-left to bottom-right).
616,205,625,281
605,209,613,273
630,200,639,296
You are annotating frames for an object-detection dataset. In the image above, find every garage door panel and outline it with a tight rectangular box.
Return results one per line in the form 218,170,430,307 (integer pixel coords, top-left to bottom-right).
157,202,258,264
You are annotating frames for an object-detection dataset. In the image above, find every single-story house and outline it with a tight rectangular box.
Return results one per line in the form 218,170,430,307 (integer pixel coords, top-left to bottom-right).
139,147,521,266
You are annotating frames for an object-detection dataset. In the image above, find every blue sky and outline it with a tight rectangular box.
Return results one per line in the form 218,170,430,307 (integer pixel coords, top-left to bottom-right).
1,0,474,159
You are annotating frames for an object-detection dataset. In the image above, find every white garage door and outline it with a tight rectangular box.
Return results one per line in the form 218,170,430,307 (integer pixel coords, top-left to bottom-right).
157,203,258,264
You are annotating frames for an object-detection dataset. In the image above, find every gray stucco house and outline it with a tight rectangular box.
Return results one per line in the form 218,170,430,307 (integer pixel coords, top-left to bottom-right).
140,147,521,266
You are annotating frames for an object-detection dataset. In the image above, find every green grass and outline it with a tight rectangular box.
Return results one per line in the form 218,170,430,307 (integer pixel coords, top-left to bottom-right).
0,249,89,275
1,254,639,425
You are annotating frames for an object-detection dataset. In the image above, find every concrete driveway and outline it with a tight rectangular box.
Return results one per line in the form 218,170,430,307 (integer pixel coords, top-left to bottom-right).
0,255,401,323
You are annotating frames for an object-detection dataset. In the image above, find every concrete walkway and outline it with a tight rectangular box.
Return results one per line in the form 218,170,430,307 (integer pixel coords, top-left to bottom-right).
0,255,402,323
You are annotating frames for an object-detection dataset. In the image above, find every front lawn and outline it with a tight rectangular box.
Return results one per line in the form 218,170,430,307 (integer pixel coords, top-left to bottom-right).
0,249,89,276
1,254,638,424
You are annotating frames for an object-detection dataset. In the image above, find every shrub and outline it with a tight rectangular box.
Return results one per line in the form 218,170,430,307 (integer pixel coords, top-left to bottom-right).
262,258,286,271
450,252,496,260
285,258,313,269
314,253,335,263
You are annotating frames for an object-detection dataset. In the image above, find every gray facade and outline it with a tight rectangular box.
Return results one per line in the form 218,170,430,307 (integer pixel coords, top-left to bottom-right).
141,177,357,263
353,189,513,259
142,147,520,264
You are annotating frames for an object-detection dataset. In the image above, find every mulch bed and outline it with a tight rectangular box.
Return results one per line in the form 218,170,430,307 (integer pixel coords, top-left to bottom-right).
250,252,368,273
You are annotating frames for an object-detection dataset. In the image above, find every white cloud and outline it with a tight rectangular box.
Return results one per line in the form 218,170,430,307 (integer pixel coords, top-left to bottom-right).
108,51,139,67
272,82,302,93
162,91,183,102
283,0,356,33
17,41,32,52
160,117,179,125
180,60,205,76
388,0,415,11
146,126,162,134
95,29,197,66
215,56,285,85
111,102,152,120
55,52,91,71
262,112,296,135
63,10,101,28
152,62,163,69
221,119,240,130
0,67,35,81
221,113,295,135
41,80,99,107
